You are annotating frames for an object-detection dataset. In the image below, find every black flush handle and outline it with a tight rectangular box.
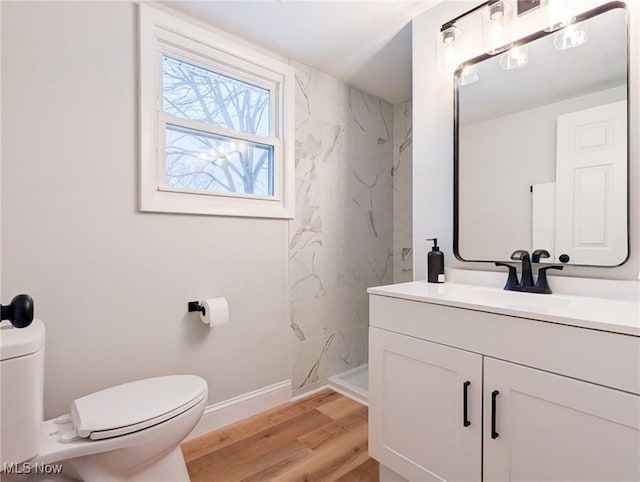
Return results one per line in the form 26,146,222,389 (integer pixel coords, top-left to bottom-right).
1,294,35,329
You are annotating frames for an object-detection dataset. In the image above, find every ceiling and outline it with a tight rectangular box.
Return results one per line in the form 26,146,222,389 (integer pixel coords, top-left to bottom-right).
162,1,439,104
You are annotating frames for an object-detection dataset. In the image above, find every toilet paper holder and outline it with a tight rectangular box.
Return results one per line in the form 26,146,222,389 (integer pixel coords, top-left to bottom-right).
187,301,206,316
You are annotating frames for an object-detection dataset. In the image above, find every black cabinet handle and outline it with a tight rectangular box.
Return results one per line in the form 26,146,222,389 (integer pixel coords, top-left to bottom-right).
463,381,471,427
491,390,500,439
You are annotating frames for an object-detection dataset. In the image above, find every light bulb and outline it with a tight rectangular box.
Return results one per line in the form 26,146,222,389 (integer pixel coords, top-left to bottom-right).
436,25,460,72
482,0,513,55
445,44,456,65
491,22,504,43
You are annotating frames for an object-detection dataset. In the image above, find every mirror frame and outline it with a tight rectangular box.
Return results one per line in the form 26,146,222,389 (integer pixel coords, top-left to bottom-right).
453,1,630,267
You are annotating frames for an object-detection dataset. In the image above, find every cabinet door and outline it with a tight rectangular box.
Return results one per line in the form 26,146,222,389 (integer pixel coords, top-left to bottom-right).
369,327,482,481
484,358,640,481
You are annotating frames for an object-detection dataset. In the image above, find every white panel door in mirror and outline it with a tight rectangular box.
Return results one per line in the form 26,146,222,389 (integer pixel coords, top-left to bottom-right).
555,101,627,266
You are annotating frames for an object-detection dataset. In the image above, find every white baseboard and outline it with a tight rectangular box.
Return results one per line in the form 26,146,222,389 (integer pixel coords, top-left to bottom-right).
185,380,292,441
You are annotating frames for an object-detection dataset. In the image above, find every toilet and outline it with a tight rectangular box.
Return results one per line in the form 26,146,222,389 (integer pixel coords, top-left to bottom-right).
0,319,208,481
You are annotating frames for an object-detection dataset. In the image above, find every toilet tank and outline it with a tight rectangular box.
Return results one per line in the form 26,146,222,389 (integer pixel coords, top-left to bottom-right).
0,319,45,466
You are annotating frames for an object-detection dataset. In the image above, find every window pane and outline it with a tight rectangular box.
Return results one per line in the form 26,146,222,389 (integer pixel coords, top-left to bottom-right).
162,55,271,137
165,124,274,197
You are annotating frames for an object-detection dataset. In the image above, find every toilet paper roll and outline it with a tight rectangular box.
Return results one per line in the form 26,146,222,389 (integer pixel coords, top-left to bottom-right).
199,298,229,327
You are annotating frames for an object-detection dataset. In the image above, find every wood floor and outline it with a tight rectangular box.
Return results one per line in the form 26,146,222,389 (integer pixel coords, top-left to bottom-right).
181,389,378,482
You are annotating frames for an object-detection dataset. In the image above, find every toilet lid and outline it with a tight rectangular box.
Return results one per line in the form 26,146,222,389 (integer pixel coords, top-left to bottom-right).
70,375,207,440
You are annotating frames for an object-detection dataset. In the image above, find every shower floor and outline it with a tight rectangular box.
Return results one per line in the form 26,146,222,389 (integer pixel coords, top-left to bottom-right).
328,364,368,405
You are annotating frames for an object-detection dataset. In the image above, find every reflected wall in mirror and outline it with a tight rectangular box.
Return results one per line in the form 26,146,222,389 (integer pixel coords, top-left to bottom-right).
455,4,628,267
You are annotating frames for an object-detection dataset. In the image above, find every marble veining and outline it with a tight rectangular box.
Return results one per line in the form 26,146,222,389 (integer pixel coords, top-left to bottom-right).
290,61,394,395
393,100,413,283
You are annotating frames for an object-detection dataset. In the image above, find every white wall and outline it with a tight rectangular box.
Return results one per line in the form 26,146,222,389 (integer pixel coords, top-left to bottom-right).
413,0,640,280
459,85,626,261
1,2,291,418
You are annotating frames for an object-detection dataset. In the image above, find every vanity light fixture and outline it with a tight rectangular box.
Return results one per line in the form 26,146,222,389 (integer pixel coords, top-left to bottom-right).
436,23,461,72
482,0,514,54
540,0,576,32
499,44,529,70
437,0,517,72
553,22,588,50
436,0,497,72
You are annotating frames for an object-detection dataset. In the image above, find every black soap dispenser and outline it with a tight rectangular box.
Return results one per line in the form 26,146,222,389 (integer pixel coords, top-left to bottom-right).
426,238,445,283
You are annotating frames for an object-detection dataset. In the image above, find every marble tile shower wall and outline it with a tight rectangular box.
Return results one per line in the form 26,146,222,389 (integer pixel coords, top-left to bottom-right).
290,62,394,395
393,100,413,283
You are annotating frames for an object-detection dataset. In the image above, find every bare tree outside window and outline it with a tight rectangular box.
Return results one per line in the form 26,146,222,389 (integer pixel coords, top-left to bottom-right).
162,55,274,196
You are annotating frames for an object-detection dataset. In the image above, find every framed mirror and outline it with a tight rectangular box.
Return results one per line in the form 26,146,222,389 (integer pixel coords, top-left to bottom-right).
454,3,629,267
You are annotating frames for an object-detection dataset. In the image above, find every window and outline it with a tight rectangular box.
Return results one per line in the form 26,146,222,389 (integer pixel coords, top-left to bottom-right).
139,5,295,218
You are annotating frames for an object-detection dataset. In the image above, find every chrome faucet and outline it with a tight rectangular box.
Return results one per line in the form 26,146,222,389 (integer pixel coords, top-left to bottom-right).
495,249,563,294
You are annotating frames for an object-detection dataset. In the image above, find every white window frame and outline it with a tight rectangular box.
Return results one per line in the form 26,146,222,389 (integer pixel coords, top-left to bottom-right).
139,4,295,218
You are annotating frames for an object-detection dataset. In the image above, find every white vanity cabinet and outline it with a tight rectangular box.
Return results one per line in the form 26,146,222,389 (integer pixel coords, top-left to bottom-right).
368,287,640,482
483,358,640,482
369,328,482,481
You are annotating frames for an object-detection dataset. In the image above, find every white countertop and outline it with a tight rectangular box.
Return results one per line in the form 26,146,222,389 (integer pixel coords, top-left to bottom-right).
368,280,640,337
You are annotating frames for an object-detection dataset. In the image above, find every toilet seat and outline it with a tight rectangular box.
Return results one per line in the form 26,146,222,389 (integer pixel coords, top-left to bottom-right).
32,378,208,468
69,375,207,441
